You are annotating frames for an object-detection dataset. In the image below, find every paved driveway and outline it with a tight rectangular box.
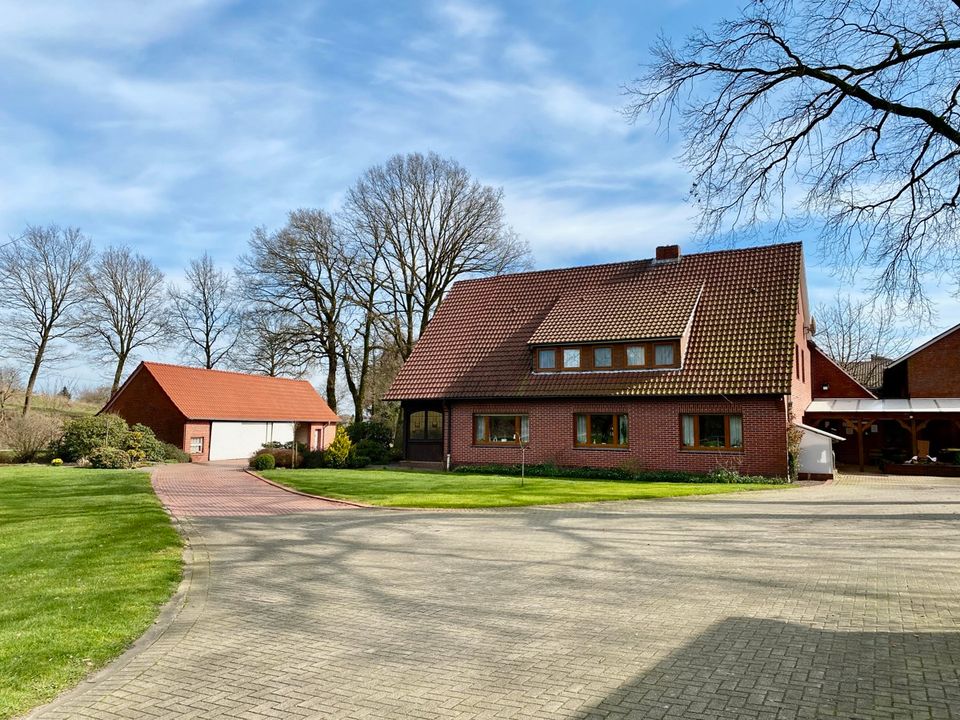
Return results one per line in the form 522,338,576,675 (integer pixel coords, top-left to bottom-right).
31,471,960,719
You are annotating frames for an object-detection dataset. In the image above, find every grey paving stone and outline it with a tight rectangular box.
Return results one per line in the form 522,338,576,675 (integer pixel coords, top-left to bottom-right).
27,472,960,719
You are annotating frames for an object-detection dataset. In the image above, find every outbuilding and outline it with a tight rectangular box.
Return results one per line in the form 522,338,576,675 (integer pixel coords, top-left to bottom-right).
101,362,339,462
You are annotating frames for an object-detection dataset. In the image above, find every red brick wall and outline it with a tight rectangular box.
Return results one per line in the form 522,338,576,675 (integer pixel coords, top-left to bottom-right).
906,327,960,397
449,396,789,477
103,367,187,448
296,422,337,450
789,293,813,421
809,344,874,399
183,422,211,462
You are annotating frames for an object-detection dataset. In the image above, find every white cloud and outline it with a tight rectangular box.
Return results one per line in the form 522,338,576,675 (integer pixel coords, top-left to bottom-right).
435,0,500,38
502,179,694,268
0,0,224,48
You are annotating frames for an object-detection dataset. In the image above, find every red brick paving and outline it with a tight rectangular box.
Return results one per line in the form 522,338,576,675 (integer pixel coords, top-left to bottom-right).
151,461,357,517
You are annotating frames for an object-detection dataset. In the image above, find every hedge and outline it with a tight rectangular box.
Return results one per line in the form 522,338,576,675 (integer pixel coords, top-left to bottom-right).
451,463,787,484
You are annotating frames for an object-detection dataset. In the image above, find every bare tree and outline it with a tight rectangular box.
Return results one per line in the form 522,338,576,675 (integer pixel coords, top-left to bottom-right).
814,292,913,363
343,152,532,360
0,225,93,414
0,366,21,419
337,220,389,421
80,246,168,394
626,0,960,311
240,209,347,410
169,253,243,369
235,312,310,378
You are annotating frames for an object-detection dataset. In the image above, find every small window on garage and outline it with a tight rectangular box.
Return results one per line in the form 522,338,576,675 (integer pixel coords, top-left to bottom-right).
190,437,204,454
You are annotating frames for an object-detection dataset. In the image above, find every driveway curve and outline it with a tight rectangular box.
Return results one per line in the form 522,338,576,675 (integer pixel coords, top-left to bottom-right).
152,461,358,516
29,472,960,719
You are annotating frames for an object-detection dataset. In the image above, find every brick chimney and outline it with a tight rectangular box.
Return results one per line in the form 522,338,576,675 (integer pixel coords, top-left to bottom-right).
654,245,681,263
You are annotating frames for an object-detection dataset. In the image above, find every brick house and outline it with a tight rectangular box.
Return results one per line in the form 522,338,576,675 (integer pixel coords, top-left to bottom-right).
805,322,960,471
101,362,339,462
384,242,817,478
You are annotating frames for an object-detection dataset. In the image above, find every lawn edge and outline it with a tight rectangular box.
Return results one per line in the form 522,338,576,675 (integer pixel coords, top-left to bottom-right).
20,498,206,720
256,469,794,510
245,469,378,508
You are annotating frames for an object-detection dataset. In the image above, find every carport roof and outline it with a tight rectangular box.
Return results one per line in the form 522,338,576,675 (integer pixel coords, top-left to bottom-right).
104,362,340,423
806,398,960,414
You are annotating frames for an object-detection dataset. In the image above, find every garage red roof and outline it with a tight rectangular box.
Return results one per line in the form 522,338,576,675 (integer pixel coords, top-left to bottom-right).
385,242,805,400
104,362,340,422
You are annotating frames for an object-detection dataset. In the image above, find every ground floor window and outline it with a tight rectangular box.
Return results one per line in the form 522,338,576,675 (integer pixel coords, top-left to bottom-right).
575,413,628,448
474,414,529,444
681,414,743,451
409,410,443,440
189,436,204,454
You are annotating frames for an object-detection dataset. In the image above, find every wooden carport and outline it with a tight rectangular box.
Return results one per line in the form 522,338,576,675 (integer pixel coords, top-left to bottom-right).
804,398,960,471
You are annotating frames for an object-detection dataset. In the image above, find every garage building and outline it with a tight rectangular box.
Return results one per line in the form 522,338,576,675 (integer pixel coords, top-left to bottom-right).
101,361,339,462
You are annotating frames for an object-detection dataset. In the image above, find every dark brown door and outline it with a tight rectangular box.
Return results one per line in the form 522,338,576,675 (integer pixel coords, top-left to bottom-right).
406,408,444,461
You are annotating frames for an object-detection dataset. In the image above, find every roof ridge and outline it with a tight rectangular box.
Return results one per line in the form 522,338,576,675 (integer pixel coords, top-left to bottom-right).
449,241,803,288
142,360,311,385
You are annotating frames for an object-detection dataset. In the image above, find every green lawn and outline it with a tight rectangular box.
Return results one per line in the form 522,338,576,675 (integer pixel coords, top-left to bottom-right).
0,466,182,719
261,468,787,508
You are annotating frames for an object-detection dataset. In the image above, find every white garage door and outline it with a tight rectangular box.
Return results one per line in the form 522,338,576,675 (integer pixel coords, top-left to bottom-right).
209,421,296,461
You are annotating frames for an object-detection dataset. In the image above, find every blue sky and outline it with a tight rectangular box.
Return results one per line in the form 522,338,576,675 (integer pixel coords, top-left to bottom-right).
1,0,955,388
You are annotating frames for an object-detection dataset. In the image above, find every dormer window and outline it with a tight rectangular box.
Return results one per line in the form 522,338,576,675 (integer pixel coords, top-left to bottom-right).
538,349,556,369
533,340,680,372
654,343,675,366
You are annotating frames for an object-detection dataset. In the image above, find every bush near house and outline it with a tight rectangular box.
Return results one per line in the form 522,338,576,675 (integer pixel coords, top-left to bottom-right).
58,415,167,466
250,453,275,471
89,446,132,470
322,427,353,468
345,421,394,463
162,443,190,463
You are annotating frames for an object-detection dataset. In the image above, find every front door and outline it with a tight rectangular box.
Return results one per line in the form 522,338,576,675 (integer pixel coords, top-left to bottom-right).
406,408,444,462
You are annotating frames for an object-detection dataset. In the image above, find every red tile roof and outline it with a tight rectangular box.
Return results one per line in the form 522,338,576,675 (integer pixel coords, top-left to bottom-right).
385,242,804,400
105,362,339,422
529,273,703,345
840,356,891,391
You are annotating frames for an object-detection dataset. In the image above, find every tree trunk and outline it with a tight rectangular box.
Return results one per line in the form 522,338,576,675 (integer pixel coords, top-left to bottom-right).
325,353,338,413
111,353,129,395
22,335,49,415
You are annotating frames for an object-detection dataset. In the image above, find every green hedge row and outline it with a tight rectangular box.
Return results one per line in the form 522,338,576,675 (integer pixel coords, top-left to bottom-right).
452,463,787,484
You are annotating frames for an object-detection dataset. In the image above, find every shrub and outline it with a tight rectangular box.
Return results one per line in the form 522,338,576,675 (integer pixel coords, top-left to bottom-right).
347,448,371,468
451,463,786,484
0,450,15,464
50,458,63,466
346,422,393,464
353,438,392,465
346,421,394,445
300,449,326,469
89,446,132,469
250,453,276,471
1,412,63,462
268,448,301,469
322,427,352,468
128,423,166,462
162,443,190,463
60,414,129,462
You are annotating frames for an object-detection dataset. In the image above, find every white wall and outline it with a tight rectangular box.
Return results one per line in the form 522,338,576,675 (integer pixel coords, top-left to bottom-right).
209,421,296,461
798,431,836,478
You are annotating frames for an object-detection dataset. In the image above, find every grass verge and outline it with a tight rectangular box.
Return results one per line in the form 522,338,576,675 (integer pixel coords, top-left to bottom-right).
0,466,181,719
260,468,787,508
